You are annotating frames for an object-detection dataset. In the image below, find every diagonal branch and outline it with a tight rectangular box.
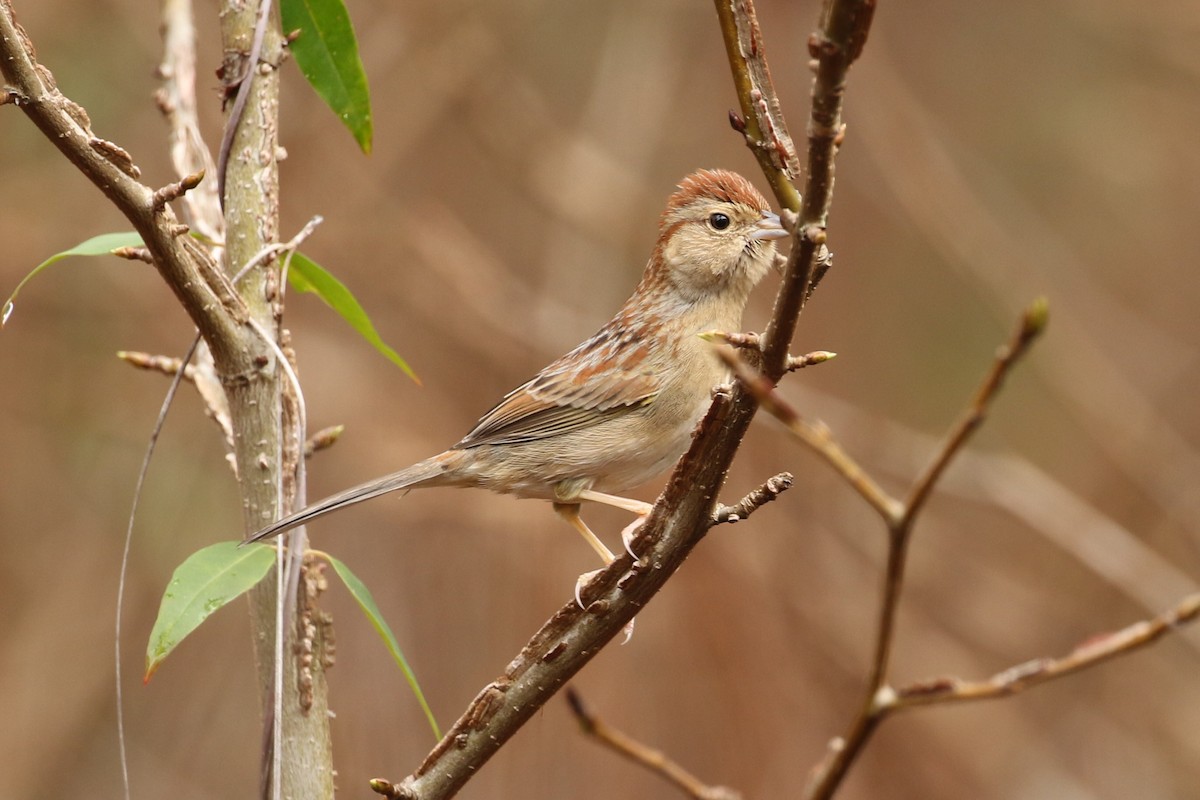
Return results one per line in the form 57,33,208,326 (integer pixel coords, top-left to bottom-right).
371,3,878,798
889,591,1200,710
0,0,250,370
804,299,1048,800
565,688,742,800
902,298,1048,524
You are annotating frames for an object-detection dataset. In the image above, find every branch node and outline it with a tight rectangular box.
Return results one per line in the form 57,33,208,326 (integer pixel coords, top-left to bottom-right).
699,330,761,350
111,246,154,264
728,109,747,133
116,350,193,380
168,222,191,237
712,472,794,525
88,137,140,179
786,350,837,372
801,224,827,245
367,778,407,799
304,425,345,458
152,169,205,211
780,207,800,232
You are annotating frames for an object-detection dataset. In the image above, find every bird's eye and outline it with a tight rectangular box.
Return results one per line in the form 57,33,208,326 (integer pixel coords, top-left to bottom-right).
708,212,731,231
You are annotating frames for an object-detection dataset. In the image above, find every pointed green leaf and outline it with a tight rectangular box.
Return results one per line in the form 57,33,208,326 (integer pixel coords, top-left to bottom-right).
145,541,275,682
3,232,144,327
327,555,441,740
281,0,373,153
287,251,418,382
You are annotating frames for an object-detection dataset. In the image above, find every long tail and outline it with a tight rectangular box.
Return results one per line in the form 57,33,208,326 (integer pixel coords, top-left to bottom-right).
243,452,460,545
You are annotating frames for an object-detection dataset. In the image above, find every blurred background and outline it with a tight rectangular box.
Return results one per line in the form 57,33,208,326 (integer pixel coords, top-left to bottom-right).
2,0,1198,797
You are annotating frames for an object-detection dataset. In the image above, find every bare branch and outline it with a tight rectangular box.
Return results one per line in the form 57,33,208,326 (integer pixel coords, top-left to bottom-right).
714,347,900,522
713,0,802,208
890,591,1200,709
0,0,250,369
712,472,793,525
902,297,1048,523
375,387,758,798
805,299,1048,800
808,591,1200,796
157,0,224,244
565,688,743,800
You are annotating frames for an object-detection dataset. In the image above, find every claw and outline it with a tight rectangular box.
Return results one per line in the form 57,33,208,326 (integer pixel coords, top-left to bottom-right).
620,516,647,560
575,568,603,609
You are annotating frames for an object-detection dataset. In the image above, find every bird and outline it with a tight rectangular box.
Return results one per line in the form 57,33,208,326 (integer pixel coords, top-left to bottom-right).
245,169,787,574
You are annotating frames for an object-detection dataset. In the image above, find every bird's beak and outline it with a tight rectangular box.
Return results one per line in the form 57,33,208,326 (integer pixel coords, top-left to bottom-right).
751,211,789,241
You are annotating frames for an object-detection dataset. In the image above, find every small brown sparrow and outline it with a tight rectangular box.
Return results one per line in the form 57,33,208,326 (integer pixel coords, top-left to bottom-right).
247,169,786,568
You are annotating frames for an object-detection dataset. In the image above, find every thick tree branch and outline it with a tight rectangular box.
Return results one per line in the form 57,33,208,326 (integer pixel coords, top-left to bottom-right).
374,389,751,799
0,0,249,370
3,2,329,797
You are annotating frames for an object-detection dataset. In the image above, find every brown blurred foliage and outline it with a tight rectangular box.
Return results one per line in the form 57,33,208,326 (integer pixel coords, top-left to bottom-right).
2,1,1198,798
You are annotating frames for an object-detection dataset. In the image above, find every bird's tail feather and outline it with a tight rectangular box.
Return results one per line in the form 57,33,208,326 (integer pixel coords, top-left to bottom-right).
243,452,458,545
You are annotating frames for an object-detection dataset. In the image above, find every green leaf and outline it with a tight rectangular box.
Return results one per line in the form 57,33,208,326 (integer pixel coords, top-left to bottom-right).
3,232,144,327
281,0,373,153
327,555,441,740
287,251,418,382
145,542,276,682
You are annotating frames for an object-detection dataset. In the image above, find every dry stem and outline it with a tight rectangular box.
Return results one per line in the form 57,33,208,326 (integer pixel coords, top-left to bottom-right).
566,688,742,800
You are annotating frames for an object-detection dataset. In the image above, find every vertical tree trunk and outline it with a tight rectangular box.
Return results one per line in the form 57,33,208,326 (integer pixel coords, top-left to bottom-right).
218,2,334,796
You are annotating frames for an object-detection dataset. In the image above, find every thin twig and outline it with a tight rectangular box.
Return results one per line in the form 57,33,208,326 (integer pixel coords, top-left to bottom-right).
699,329,761,350
713,0,802,209
157,0,223,244
721,0,875,378
889,591,1200,710
712,472,793,525
902,298,1048,524
114,333,201,800
805,299,1047,800
117,350,196,380
715,347,900,521
565,688,742,800
786,350,836,372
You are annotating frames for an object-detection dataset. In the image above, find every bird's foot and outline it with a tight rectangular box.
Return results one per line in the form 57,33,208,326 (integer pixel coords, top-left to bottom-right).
575,568,603,609
620,515,647,560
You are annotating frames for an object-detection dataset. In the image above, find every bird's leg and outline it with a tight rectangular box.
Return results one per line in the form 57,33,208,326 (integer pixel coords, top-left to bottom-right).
554,501,638,643
577,489,653,558
554,502,616,564
554,502,615,610
575,489,653,516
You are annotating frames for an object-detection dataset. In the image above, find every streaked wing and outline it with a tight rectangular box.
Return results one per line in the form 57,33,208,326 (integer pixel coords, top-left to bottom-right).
455,321,661,448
